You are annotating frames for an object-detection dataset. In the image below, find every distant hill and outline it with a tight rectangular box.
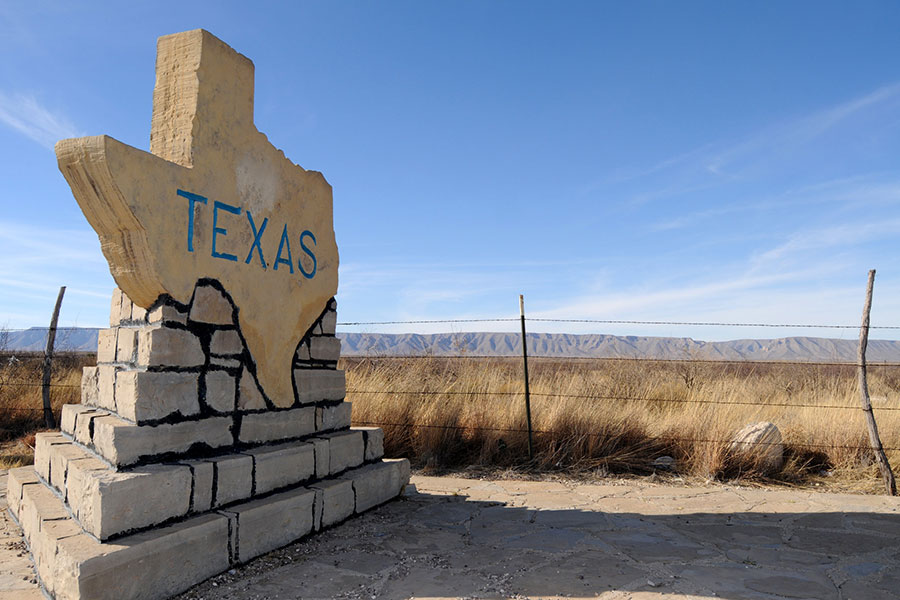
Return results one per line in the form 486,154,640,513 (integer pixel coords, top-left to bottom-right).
6,328,899,363
4,328,101,352
337,332,900,363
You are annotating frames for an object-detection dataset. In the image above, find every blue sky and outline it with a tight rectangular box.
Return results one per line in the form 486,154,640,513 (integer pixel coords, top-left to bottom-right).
1,1,899,342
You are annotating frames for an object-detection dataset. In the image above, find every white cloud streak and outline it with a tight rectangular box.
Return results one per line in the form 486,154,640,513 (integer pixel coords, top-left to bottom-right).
704,82,900,177
0,221,113,328
750,218,900,269
0,91,81,149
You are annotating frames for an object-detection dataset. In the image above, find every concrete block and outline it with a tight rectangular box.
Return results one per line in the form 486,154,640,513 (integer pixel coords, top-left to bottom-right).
321,430,364,474
62,403,96,436
310,479,353,529
312,437,329,479
48,443,94,495
96,329,117,363
320,309,337,335
293,369,345,405
212,356,242,369
353,426,385,461
95,364,118,411
31,517,83,596
109,288,125,326
210,329,242,355
10,467,227,600
232,487,316,563
80,366,98,408
387,457,411,484
66,461,192,540
211,454,252,507
349,459,410,513
6,467,40,518
180,460,214,513
147,303,187,325
316,402,352,432
119,293,134,322
92,415,233,467
189,285,234,325
239,407,315,444
309,336,341,362
34,432,67,481
115,370,200,423
73,409,105,446
115,328,137,362
60,456,109,502
238,368,267,410
131,302,147,321
136,326,204,367
51,513,230,600
205,370,236,413
247,442,315,495
19,482,69,545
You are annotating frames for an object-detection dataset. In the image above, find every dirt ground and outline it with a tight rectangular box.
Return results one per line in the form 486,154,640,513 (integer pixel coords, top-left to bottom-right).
4,472,900,599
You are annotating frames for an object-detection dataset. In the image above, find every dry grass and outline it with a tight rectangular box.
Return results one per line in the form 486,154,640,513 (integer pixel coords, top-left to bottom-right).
0,351,90,468
344,356,900,492
2,350,899,492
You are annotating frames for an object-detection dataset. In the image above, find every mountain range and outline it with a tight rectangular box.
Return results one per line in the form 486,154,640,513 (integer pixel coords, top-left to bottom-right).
5,328,900,363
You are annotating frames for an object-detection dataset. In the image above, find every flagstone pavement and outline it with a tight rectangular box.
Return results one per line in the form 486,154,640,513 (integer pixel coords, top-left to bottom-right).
3,472,899,599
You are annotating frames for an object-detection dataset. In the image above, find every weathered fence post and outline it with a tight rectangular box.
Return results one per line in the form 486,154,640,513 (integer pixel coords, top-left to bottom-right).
857,270,895,495
519,294,534,461
41,285,66,429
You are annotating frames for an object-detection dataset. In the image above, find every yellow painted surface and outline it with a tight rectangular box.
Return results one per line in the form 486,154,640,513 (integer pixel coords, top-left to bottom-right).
55,30,338,404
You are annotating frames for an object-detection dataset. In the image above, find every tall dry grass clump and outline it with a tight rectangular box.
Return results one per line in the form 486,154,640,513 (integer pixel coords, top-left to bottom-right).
2,346,898,491
345,356,900,490
0,351,90,467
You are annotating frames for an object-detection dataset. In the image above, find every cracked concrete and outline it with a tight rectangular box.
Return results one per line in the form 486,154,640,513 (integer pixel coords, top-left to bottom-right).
4,473,900,599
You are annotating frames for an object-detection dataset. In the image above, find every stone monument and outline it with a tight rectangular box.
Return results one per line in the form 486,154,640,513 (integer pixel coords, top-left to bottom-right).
7,29,409,600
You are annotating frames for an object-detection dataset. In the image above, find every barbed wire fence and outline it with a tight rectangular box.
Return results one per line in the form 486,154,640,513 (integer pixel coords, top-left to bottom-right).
2,274,900,491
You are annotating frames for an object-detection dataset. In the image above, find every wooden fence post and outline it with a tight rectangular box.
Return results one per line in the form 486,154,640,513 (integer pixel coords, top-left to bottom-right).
857,270,895,495
41,286,66,429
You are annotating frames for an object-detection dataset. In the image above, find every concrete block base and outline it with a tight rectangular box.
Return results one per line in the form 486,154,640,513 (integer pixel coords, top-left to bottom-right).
8,457,409,600
12,283,406,600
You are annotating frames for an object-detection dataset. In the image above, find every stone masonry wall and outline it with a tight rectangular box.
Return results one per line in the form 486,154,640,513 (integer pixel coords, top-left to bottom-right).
10,282,409,600
37,282,392,545
65,280,353,468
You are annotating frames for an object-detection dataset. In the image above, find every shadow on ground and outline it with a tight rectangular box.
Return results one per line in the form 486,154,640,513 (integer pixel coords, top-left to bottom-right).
171,476,900,600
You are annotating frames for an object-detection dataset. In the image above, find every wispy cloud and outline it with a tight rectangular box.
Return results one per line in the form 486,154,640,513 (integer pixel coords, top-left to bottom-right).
648,173,900,232
0,92,81,148
0,221,112,328
590,82,900,208
704,82,900,178
750,218,900,269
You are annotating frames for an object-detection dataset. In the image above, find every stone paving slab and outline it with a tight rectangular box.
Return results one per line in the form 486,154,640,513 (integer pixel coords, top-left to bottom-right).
5,472,900,599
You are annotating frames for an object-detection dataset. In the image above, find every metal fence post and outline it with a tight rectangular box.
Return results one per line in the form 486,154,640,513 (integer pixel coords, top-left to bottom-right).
520,295,534,461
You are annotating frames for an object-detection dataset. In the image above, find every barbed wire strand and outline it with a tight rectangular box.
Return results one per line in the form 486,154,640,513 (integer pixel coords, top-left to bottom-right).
335,318,900,329
353,420,900,452
6,317,900,329
344,389,900,411
0,382,79,389
343,355,900,368
525,318,900,330
1,376,898,409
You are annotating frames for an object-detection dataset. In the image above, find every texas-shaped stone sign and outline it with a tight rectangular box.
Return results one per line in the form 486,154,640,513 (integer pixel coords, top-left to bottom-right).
56,29,338,404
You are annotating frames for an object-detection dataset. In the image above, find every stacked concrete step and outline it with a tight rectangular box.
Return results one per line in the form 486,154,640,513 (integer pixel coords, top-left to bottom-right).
8,459,409,600
7,285,409,600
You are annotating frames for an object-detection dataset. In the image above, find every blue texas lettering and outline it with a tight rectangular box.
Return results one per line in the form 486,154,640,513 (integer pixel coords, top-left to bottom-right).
179,189,317,279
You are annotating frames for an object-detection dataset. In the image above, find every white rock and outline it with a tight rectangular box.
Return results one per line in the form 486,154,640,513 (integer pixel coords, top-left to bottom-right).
729,421,783,473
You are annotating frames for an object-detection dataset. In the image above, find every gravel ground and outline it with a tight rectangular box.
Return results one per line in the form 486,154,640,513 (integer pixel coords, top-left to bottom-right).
5,472,900,599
